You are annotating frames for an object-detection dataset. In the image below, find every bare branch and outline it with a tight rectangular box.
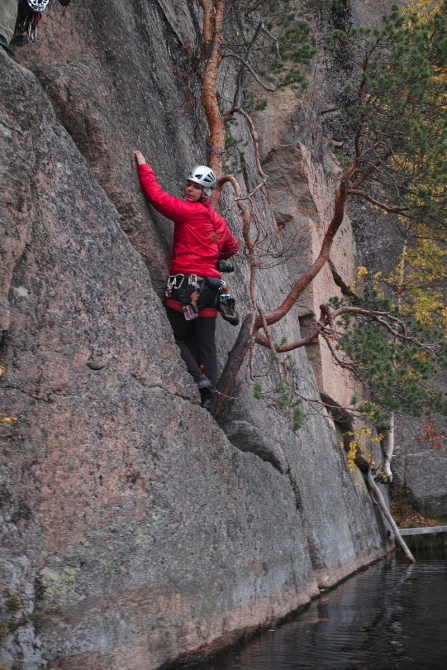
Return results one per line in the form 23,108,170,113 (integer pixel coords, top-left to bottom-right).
224,106,267,183
322,332,354,370
222,53,277,91
367,468,416,563
233,20,263,107
214,313,254,417
218,175,258,309
347,188,410,214
261,23,281,59
255,329,320,351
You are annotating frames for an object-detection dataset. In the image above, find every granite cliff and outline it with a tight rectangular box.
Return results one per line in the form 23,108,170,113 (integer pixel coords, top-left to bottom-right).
0,2,396,669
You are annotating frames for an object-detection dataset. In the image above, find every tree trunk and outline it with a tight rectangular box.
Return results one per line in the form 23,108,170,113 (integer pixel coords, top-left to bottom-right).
199,0,226,204
213,313,254,416
367,468,415,563
383,414,394,482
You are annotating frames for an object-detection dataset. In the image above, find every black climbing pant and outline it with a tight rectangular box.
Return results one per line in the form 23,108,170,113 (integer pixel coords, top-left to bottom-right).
165,280,219,387
165,302,218,388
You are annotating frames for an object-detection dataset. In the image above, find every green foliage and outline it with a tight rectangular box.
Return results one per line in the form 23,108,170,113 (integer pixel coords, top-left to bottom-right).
224,131,249,174
0,594,31,643
5,597,21,613
252,382,263,400
332,291,447,423
326,2,447,228
252,375,303,432
241,94,269,114
291,404,304,431
224,2,447,432
223,0,316,108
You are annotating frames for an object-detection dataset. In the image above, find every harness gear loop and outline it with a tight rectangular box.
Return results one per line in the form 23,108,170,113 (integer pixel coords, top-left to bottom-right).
165,274,205,298
165,274,208,320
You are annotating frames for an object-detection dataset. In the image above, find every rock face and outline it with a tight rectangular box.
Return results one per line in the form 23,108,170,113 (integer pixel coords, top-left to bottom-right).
261,142,358,413
1,2,392,669
392,413,447,516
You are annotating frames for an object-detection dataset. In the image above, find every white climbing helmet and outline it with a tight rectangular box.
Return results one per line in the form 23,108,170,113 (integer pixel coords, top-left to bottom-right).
187,165,217,189
27,0,50,11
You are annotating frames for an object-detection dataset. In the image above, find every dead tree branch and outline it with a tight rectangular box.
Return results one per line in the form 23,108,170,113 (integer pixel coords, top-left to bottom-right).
233,20,264,107
222,53,277,91
367,468,416,563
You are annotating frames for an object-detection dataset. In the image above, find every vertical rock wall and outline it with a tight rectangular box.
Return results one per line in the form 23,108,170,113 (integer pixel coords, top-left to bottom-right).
1,2,391,669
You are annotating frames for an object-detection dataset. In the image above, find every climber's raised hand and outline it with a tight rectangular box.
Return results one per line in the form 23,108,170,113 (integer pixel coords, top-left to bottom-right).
134,151,146,166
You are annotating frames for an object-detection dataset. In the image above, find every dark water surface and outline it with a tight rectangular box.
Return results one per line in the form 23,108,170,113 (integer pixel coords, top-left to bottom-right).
192,552,447,670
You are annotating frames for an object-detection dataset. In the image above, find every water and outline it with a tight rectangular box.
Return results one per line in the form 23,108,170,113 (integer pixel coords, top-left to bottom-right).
192,552,447,670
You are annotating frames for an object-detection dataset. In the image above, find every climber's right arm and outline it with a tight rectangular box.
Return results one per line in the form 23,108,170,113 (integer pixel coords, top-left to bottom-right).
135,153,190,222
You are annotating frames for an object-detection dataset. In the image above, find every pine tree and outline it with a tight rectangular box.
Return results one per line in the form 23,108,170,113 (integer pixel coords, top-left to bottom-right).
195,1,447,426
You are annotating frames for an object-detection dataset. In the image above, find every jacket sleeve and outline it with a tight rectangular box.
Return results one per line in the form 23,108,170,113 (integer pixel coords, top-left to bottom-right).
138,163,191,222
214,212,239,259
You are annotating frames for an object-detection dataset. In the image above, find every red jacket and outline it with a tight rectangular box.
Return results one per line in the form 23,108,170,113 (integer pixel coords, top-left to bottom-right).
138,164,239,278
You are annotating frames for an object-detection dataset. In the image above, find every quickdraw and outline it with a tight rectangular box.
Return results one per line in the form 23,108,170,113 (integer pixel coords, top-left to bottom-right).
165,274,203,297
13,0,55,46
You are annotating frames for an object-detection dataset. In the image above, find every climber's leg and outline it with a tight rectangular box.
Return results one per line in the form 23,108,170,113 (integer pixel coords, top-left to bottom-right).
165,305,203,384
194,316,218,388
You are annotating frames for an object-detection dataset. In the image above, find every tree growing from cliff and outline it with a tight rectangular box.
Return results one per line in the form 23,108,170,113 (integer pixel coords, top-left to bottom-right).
195,0,447,427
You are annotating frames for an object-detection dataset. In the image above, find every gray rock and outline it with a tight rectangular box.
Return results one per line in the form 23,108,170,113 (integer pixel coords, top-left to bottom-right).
0,1,393,667
225,420,288,472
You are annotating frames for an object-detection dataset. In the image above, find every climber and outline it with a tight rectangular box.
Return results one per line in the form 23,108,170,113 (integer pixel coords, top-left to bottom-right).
0,0,71,52
134,150,239,410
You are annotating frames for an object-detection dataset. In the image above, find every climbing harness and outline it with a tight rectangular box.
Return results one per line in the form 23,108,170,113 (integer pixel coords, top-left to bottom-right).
165,274,205,320
165,272,239,324
165,274,204,297
164,204,239,322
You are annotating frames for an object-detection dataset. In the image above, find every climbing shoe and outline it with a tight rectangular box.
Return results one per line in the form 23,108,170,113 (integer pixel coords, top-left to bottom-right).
199,386,213,411
197,377,213,411
218,297,239,326
197,377,212,391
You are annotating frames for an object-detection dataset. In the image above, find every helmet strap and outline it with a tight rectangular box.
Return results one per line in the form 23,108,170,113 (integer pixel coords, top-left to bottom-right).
201,187,212,200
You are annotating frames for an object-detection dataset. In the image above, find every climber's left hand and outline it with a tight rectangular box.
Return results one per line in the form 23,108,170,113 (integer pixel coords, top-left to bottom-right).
134,151,146,166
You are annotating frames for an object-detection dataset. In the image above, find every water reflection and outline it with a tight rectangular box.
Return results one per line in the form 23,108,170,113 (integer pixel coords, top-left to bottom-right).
192,553,447,670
